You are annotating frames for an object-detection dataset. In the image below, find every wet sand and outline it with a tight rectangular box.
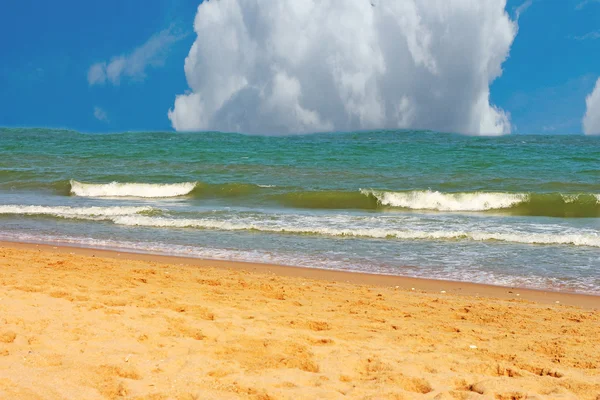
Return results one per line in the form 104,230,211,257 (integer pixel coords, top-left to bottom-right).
0,242,598,399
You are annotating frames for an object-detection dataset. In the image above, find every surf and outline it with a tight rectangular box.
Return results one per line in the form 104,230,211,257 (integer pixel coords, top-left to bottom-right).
55,180,600,217
4,204,598,247
0,205,155,219
69,180,197,198
362,189,527,211
109,215,600,248
362,190,600,217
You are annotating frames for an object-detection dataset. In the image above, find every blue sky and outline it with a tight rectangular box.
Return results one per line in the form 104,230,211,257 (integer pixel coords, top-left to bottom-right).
0,0,599,134
495,0,600,134
0,0,198,132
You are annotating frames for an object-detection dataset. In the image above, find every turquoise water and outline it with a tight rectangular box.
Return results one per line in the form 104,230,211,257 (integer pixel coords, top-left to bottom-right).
1,128,599,293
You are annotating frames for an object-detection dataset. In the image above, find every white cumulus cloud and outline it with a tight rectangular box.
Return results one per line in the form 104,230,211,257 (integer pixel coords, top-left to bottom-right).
583,78,600,135
88,26,184,86
168,0,517,135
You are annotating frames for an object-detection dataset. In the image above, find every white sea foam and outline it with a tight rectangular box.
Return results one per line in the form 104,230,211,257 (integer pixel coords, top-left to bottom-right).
0,205,153,219
70,180,196,198
362,189,527,211
3,204,598,248
110,215,600,248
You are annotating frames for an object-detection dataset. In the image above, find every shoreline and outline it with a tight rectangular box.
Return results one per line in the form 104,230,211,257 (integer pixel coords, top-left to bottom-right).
2,240,598,309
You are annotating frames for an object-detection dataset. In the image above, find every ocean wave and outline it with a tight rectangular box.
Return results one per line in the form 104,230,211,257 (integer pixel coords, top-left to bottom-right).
0,205,154,219
110,215,600,248
362,190,600,217
69,180,271,199
44,180,600,217
70,180,197,198
362,189,526,211
273,189,600,217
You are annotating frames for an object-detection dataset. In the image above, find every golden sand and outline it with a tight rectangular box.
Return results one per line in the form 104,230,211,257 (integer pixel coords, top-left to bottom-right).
0,243,598,399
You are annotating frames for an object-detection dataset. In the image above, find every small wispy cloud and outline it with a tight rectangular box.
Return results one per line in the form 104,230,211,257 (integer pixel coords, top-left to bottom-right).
576,0,600,10
571,30,600,40
542,125,556,132
514,0,533,20
93,106,109,122
88,26,185,86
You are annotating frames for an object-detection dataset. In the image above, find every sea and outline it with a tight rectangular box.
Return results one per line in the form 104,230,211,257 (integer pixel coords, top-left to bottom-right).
1,128,599,294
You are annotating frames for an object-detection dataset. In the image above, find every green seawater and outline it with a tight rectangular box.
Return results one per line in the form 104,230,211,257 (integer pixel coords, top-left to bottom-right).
1,128,599,293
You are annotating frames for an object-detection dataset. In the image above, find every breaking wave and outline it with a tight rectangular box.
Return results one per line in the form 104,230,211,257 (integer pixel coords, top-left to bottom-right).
362,189,525,211
33,180,600,217
362,190,600,217
272,189,600,217
69,180,197,198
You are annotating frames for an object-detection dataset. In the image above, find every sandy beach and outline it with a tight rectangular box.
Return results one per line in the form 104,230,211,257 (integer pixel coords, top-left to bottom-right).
0,243,598,399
